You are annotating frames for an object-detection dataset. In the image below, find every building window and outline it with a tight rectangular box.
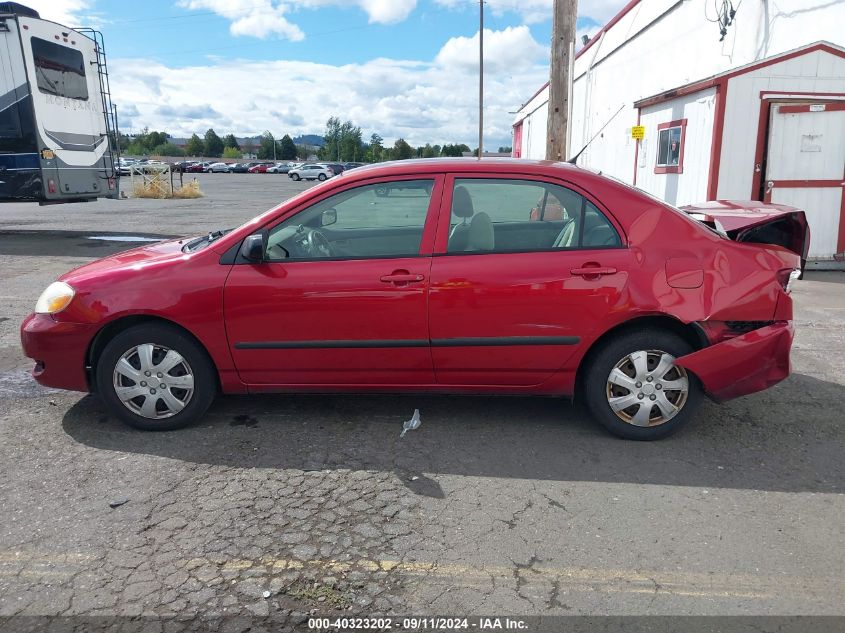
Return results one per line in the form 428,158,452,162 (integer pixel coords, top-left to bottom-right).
655,119,686,174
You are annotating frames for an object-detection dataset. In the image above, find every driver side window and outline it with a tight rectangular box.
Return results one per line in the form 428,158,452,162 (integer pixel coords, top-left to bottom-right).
265,180,434,261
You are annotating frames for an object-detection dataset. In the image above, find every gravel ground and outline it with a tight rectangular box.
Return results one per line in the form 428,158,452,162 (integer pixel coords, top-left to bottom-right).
0,174,843,630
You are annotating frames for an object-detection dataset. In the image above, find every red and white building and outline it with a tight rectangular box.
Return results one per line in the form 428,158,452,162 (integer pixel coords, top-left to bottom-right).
512,0,845,266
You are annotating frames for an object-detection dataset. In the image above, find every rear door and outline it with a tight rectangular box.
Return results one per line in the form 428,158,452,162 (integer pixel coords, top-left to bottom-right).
428,174,631,387
764,102,845,260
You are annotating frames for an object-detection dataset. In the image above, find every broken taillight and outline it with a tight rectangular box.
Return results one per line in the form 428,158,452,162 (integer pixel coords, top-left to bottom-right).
776,268,801,294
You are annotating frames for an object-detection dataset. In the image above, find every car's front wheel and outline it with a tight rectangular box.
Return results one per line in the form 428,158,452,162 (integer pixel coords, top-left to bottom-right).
582,329,702,440
291,173,301,181
95,323,217,431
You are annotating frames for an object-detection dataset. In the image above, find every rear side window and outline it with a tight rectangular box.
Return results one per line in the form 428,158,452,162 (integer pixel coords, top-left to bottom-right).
446,179,621,253
31,37,88,100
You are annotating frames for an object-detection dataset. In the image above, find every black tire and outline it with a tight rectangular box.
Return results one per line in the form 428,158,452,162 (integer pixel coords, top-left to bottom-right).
318,173,327,181
291,173,301,181
95,323,216,431
582,329,702,440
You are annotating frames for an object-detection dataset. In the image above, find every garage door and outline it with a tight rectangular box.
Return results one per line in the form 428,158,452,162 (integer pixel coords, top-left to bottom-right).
764,102,845,260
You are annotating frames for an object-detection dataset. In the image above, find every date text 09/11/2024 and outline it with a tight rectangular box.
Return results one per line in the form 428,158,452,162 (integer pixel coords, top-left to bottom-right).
308,617,528,630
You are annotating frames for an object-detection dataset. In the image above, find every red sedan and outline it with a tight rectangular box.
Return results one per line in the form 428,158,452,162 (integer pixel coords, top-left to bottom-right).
21,159,806,440
247,163,274,173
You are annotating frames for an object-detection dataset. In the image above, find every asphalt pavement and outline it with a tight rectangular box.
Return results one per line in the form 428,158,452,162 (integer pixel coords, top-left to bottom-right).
0,174,842,630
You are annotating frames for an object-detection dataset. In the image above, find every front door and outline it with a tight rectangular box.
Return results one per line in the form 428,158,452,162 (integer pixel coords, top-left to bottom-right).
224,177,442,386
428,175,631,387
765,102,845,260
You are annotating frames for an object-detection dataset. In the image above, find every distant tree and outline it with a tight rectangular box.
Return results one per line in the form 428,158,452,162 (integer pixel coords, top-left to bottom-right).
296,144,309,160
153,142,185,157
185,134,204,156
204,129,224,157
125,141,147,156
369,133,383,162
498,146,512,153
421,143,437,158
147,131,168,149
257,131,277,160
223,134,240,150
222,146,241,159
319,117,364,161
393,138,413,160
279,134,297,160
440,143,471,157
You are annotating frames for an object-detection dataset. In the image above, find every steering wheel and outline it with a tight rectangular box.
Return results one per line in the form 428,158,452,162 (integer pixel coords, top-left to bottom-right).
552,219,576,248
306,229,333,257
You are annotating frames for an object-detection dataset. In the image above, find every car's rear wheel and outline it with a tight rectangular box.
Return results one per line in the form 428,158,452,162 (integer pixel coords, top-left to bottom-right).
582,329,702,440
95,323,216,431
318,173,327,181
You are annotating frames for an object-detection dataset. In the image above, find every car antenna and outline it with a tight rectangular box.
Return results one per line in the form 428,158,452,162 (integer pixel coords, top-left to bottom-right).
566,104,626,165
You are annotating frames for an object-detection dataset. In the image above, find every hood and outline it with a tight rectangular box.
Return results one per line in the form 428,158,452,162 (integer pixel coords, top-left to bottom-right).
681,200,810,259
59,238,191,284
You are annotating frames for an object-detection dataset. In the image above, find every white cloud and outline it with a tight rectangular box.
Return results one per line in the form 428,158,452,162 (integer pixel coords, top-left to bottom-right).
111,27,549,149
177,0,304,40
435,26,546,73
177,0,417,40
21,0,95,27
299,0,418,24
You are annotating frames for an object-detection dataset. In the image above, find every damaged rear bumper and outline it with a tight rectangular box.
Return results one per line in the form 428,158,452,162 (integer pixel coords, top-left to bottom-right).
675,321,794,402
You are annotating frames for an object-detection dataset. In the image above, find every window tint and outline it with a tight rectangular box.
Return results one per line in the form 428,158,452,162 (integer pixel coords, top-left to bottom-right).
31,38,88,100
657,126,682,167
446,179,620,253
266,180,433,260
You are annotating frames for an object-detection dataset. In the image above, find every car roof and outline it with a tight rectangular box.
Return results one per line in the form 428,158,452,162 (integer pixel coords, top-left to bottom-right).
333,158,603,185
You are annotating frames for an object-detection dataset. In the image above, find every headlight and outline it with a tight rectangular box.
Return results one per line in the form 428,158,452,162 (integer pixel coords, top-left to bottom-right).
35,281,75,314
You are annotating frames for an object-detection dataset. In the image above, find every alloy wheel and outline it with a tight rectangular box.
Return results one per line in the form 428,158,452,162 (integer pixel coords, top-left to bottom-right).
605,349,689,427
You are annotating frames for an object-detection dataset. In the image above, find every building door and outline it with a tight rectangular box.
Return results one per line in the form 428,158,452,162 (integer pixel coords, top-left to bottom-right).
764,102,845,261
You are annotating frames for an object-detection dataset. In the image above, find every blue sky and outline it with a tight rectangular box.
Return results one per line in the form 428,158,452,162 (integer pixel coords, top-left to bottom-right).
28,0,623,148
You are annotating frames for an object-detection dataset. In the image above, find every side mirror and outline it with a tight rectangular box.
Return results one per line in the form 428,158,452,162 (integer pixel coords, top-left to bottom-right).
240,234,265,262
321,208,337,227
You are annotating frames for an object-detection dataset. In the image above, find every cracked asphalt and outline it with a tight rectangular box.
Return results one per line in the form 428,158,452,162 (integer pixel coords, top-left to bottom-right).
0,175,843,629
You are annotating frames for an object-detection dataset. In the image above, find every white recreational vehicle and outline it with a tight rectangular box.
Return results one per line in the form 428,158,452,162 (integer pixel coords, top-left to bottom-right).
0,2,117,203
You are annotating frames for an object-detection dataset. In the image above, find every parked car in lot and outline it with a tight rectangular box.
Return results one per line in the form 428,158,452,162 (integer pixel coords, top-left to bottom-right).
267,162,291,174
228,162,257,173
186,162,212,173
208,162,232,173
320,162,345,176
288,164,333,181
117,158,138,176
248,163,275,174
21,159,807,439
343,162,365,170
169,161,194,173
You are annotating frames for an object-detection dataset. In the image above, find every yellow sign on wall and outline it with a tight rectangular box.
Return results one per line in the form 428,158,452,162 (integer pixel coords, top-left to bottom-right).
631,126,645,140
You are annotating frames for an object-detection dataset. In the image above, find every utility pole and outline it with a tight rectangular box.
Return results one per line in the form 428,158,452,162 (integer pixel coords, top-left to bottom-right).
477,0,484,159
546,0,577,161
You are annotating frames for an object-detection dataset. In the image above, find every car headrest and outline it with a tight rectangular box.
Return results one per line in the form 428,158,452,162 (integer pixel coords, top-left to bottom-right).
468,212,494,251
452,186,474,218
